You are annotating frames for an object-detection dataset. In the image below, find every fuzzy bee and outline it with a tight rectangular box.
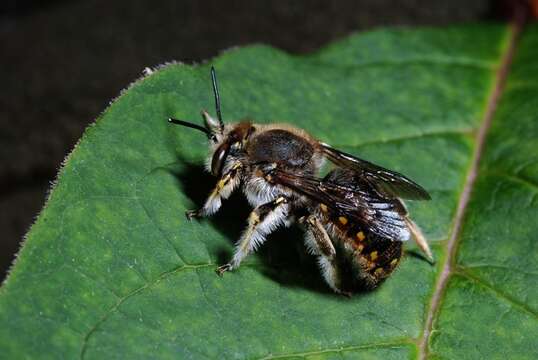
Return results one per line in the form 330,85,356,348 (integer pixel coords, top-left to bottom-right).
169,67,433,294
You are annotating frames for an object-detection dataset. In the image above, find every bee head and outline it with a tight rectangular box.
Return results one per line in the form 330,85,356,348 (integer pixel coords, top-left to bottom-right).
169,66,254,177
210,121,253,176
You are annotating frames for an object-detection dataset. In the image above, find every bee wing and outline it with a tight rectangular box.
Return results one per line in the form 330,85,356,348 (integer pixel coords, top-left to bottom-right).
271,168,410,242
320,143,431,200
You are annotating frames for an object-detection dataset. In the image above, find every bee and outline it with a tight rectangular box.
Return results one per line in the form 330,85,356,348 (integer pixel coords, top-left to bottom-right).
169,67,433,294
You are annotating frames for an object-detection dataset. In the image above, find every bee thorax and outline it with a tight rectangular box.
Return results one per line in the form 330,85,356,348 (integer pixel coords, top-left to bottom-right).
247,129,314,167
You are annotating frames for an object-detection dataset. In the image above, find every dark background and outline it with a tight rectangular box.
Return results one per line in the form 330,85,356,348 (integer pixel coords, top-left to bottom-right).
0,0,512,280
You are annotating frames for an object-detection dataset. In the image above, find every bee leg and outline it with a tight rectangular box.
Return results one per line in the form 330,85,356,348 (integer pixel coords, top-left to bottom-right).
186,163,242,220
217,196,290,275
302,216,348,295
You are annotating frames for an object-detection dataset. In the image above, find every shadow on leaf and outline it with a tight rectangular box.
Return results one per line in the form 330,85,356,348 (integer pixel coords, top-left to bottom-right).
166,157,337,296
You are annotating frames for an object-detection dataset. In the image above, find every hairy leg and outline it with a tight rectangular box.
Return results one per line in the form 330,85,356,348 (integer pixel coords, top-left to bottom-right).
217,196,290,274
302,215,347,295
186,162,242,219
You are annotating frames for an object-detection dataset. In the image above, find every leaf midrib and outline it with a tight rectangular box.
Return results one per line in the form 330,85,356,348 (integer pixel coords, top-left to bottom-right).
417,18,524,360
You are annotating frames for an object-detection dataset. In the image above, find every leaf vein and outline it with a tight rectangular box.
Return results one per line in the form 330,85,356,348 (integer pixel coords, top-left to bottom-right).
462,263,538,278
257,339,413,360
485,170,538,194
134,168,188,265
79,262,214,359
454,269,538,319
328,127,474,149
308,56,496,71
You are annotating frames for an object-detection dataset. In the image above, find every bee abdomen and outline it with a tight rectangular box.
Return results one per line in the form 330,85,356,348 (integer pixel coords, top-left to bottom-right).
323,208,403,290
344,226,403,289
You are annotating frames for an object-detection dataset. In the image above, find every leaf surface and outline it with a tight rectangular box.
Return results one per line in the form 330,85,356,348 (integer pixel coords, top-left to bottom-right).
1,23,537,359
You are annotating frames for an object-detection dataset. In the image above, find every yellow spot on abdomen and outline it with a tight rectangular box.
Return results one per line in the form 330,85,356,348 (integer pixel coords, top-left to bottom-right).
357,244,364,252
370,251,378,261
374,268,384,276
356,231,365,241
320,204,328,212
390,258,398,266
338,216,348,225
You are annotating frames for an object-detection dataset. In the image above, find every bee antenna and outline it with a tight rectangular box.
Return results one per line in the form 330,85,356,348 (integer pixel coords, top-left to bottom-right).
211,66,224,130
168,118,212,139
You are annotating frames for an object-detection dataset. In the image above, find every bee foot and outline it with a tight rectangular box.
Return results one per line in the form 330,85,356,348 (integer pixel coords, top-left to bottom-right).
185,209,201,221
335,288,353,298
216,264,232,276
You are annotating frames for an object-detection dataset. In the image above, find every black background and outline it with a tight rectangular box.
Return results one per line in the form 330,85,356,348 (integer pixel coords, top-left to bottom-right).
1,0,509,280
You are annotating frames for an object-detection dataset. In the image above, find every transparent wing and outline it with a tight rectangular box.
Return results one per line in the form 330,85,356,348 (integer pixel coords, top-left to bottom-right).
321,143,431,200
270,168,410,241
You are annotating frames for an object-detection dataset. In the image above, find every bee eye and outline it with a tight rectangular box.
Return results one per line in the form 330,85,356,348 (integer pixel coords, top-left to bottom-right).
211,142,230,176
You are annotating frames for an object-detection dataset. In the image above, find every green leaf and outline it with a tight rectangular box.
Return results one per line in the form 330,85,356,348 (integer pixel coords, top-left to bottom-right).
1,23,537,359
